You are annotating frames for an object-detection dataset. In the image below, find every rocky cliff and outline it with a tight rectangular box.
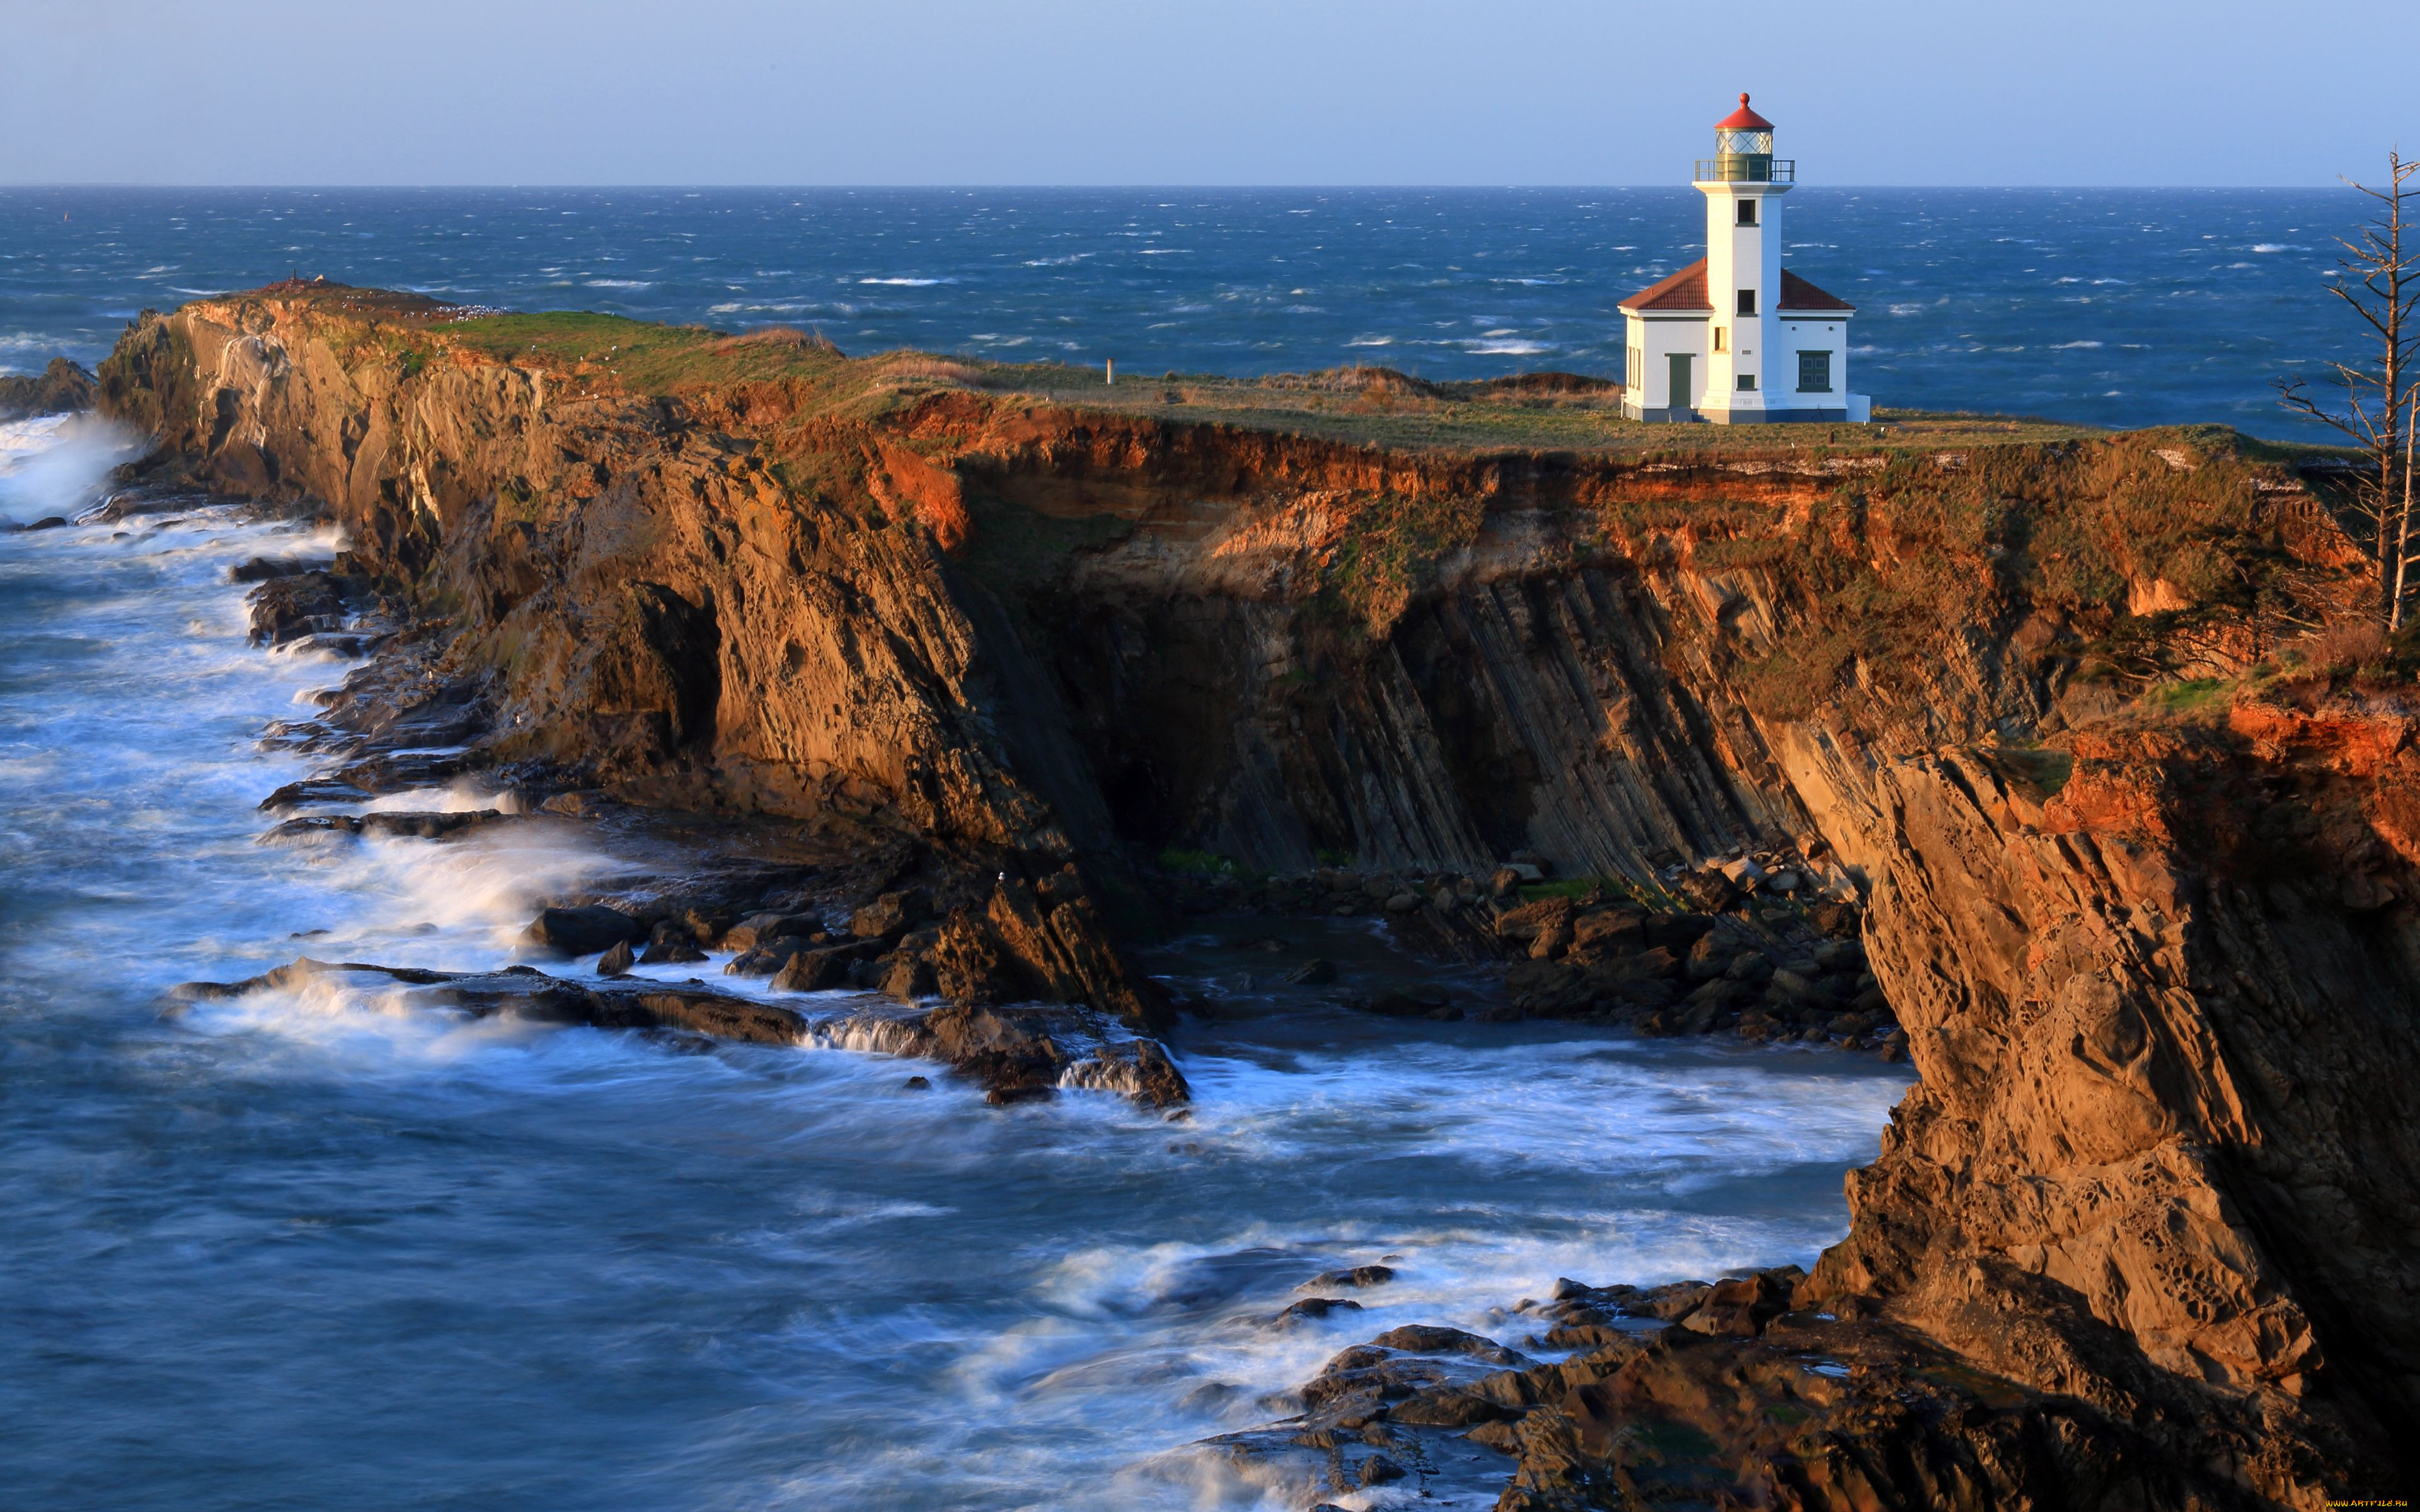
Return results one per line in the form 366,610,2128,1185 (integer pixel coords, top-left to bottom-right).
99,284,2412,1502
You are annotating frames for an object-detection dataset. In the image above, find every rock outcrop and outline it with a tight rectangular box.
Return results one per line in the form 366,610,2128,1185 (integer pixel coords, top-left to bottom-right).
98,284,2417,1499
0,357,98,420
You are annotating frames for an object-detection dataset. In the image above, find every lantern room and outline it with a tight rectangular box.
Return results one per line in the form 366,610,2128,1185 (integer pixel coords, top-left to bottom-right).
1698,94,1791,184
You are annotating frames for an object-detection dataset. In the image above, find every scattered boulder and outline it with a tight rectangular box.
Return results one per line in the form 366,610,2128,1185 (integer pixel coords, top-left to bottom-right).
639,920,707,965
1304,1265,1396,1290
722,911,818,953
1275,1297,1364,1324
1366,1325,1532,1367
524,905,646,955
596,941,635,977
229,555,331,583
849,889,930,939
770,944,861,992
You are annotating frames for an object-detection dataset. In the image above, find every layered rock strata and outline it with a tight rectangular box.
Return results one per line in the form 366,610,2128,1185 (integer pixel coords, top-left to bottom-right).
98,285,2415,1499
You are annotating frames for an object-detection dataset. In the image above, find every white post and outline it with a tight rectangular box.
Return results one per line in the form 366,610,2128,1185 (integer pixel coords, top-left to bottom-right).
1106,358,1114,386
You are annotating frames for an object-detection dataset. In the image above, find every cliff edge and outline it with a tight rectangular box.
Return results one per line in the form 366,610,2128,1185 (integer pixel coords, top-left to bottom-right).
99,283,2413,1504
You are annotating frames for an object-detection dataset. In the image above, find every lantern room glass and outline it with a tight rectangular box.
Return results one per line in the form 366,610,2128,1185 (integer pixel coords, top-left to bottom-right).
1712,125,1774,181
1700,126,1789,183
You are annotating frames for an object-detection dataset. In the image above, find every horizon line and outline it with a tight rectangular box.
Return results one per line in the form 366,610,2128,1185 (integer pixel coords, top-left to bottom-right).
0,181,2348,194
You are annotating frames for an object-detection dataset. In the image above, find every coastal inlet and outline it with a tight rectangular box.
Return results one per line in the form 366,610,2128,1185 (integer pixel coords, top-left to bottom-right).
0,420,1909,1508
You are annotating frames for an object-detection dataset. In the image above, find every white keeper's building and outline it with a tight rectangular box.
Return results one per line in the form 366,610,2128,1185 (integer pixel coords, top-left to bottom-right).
1620,94,1870,425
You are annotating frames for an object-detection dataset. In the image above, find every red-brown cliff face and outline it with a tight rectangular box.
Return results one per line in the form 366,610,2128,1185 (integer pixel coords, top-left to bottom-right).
100,286,2411,1501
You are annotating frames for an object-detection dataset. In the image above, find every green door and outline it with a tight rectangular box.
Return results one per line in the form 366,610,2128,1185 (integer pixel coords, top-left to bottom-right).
1668,353,1694,419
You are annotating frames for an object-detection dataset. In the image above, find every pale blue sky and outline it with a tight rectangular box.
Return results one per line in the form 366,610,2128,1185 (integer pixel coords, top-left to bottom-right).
6,0,2411,186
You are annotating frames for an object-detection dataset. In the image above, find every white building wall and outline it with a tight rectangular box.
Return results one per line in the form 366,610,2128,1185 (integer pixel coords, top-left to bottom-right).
1622,311,1711,420
1696,179,1791,422
1776,318,1852,413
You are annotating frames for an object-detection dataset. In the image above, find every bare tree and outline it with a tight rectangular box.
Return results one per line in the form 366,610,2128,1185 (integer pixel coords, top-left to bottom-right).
2278,151,2420,628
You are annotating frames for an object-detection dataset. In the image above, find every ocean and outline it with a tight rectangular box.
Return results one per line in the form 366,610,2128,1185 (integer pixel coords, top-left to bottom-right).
0,186,2371,438
0,185,2336,1510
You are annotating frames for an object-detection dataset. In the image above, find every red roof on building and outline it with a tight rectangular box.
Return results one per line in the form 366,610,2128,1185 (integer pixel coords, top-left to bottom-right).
1715,93,1773,130
1619,259,1712,312
1780,270,1855,312
1620,261,1856,315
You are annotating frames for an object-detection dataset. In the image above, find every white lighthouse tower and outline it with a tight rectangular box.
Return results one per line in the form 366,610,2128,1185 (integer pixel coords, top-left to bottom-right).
1619,94,1869,425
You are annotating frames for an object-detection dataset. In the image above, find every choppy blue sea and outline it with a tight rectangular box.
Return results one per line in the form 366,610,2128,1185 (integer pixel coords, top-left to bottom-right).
0,186,2370,438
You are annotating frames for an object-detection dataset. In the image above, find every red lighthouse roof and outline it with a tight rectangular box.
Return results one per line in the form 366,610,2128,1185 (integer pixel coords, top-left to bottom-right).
1715,93,1773,130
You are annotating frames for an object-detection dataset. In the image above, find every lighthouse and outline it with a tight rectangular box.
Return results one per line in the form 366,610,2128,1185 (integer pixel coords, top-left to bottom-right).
1619,94,1869,425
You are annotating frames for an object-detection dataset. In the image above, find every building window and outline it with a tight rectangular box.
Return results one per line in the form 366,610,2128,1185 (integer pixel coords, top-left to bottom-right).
1797,350,1833,392
1736,289,1756,316
1737,373,1757,392
1712,326,1727,353
1626,345,1641,388
1737,199,1757,226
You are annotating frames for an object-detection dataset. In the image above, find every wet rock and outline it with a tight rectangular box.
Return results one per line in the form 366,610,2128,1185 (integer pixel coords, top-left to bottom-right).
724,941,810,978
1357,1453,1403,1486
359,810,509,840
1386,1386,1512,1427
228,554,331,583
256,777,371,813
881,953,937,1002
596,941,635,977
259,814,367,842
638,920,708,965
1366,1326,1531,1367
524,904,646,955
1060,1038,1191,1108
1351,986,1459,1021
1275,1297,1364,1324
245,570,350,647
848,889,930,939
20,515,69,532
769,944,861,992
902,1075,930,1091
722,912,818,953
1677,1273,1787,1337
1284,958,1338,986
1304,1265,1395,1290
1299,1346,1455,1413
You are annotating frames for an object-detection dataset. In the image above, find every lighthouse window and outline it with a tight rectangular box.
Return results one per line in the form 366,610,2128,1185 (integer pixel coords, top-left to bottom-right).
1736,289,1757,316
1712,326,1727,353
1737,200,1757,226
1737,373,1757,392
1797,350,1833,392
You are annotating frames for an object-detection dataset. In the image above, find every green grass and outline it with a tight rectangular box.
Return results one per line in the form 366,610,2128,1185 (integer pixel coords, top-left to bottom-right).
219,281,2128,457
2143,677,2232,715
1983,745,2077,798
1516,874,1691,911
442,311,852,395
